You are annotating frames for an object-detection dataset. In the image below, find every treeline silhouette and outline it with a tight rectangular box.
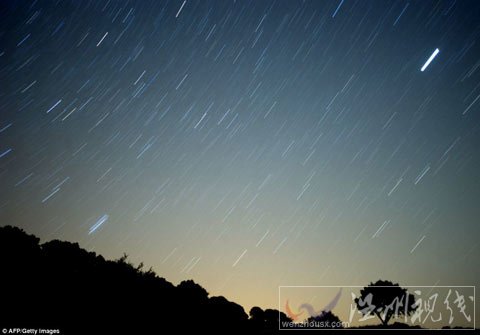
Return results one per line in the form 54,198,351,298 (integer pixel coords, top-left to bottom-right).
1,226,474,334
0,225,289,334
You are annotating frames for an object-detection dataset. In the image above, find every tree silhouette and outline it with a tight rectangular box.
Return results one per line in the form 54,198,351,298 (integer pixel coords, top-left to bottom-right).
355,280,417,326
247,306,291,332
0,225,250,333
249,306,266,329
5,225,454,333
208,296,248,327
177,279,209,302
307,311,344,328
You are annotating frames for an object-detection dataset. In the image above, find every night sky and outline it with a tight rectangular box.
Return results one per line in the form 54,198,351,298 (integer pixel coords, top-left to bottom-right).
1,0,479,321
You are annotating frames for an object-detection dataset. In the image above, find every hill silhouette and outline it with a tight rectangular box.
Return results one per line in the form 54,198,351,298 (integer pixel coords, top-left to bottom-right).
0,225,475,334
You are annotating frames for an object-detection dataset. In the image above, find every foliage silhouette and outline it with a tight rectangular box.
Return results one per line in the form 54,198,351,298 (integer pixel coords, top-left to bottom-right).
354,279,417,326
248,306,291,333
307,311,344,329
4,226,468,334
0,225,290,334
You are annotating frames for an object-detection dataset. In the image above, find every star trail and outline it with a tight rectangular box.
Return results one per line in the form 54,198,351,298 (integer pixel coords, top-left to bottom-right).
1,0,479,319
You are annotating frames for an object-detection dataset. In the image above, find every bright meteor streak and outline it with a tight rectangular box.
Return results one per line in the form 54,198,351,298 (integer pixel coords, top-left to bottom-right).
421,48,440,72
89,214,109,235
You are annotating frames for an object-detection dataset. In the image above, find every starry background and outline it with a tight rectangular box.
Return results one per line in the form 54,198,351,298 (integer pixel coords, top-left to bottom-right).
1,0,479,322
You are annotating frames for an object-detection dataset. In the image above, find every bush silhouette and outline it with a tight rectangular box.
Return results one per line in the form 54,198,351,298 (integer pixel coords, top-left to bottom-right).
177,279,209,303
355,280,417,326
1,225,297,334
248,306,291,332
307,311,344,328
